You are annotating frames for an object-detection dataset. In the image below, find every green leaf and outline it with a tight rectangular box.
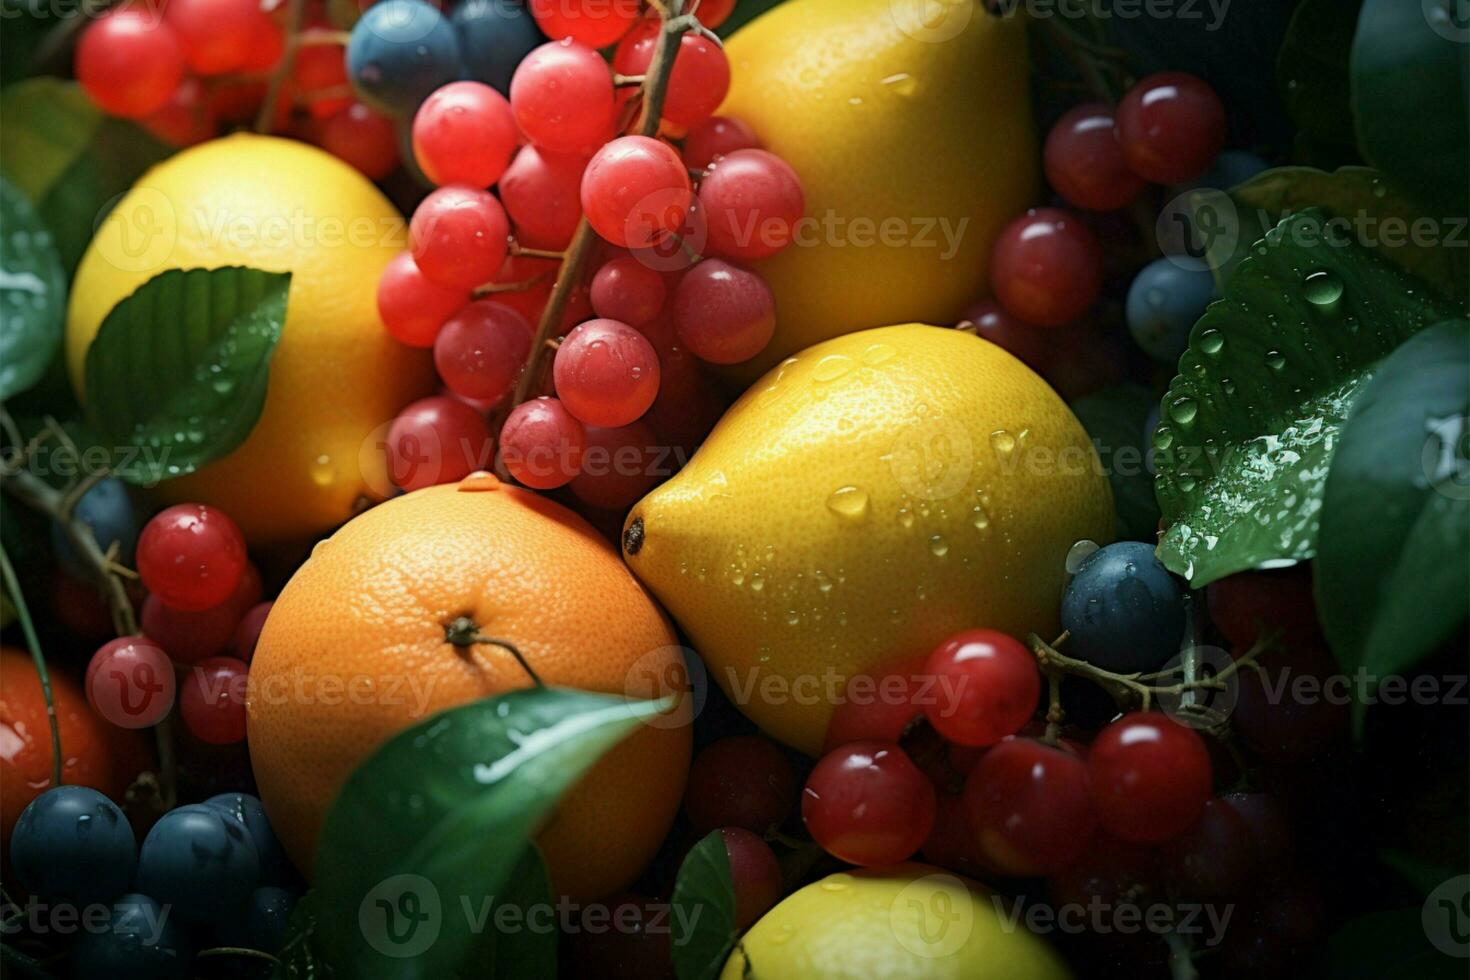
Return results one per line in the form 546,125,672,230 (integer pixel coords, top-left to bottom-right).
1350,0,1470,217
315,687,676,980
1314,319,1469,733
272,892,335,980
484,847,558,977
0,176,66,401
1153,209,1457,587
1381,850,1467,899
1230,166,1469,301
1070,385,1162,542
670,831,738,980
0,78,171,273
83,267,290,485
1320,907,1463,979
1277,0,1363,169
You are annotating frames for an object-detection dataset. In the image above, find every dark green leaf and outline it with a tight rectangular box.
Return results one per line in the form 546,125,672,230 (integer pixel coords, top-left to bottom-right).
0,176,66,401
1381,850,1467,899
83,267,290,485
484,847,558,978
1153,209,1457,587
716,0,787,36
315,687,676,980
272,892,335,980
1230,166,1469,301
670,831,738,980
1277,0,1363,169
1319,907,1463,979
1315,319,1469,733
0,78,171,273
1350,0,1470,217
1070,385,1162,542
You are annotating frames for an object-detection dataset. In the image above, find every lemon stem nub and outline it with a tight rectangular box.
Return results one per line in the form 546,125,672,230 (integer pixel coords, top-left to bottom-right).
623,516,645,556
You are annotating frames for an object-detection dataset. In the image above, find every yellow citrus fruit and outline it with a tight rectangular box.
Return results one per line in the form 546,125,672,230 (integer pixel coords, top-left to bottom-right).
624,325,1112,755
246,477,691,900
722,864,1072,979
65,133,436,544
718,0,1037,379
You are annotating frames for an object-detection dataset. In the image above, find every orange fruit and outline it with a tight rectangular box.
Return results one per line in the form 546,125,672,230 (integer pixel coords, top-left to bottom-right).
247,476,691,900
0,647,150,853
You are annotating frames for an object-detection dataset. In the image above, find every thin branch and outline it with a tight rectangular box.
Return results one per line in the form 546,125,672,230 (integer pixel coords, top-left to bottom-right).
254,0,310,133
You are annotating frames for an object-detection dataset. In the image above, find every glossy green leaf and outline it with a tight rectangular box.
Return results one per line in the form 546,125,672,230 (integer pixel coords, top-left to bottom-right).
670,831,738,980
0,177,66,401
1070,385,1162,542
315,687,676,980
1350,0,1470,217
1277,0,1363,169
484,848,557,977
83,267,290,485
1153,209,1457,587
1315,319,1469,734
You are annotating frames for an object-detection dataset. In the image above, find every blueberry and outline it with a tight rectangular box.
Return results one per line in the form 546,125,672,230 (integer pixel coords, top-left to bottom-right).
1061,540,1186,674
136,804,259,924
347,0,463,117
1126,257,1216,365
70,893,191,980
10,786,135,905
214,886,297,956
453,0,546,95
203,793,290,886
50,477,137,579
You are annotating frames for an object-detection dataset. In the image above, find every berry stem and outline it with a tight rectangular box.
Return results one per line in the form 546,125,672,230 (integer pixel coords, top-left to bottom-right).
0,542,64,789
254,0,310,134
508,243,568,261
492,0,690,441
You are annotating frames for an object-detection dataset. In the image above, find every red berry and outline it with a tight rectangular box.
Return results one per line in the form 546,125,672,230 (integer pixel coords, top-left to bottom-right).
683,115,761,170
1220,791,1292,867
434,300,533,405
671,259,775,364
318,102,398,180
1206,566,1322,649
1115,72,1227,184
569,421,662,511
1160,795,1256,899
613,29,730,127
239,13,285,72
385,396,494,492
921,792,993,877
720,827,783,929
802,741,936,866
76,10,186,119
180,657,249,745
140,77,216,148
1231,643,1347,762
691,0,736,28
553,318,661,427
1046,832,1160,911
137,504,247,612
989,207,1102,327
164,0,261,75
921,629,1039,747
291,40,352,120
963,737,1095,876
377,251,468,348
698,149,805,260
86,636,176,729
499,397,586,489
1044,102,1145,211
529,0,641,48
683,735,798,835
413,81,518,188
410,185,511,290
581,136,692,249
590,257,666,326
233,601,273,663
510,40,616,154
1087,712,1213,842
821,654,927,753
500,146,590,250
140,562,261,665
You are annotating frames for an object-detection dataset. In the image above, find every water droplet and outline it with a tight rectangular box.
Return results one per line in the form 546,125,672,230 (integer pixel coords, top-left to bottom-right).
990,429,1016,456
928,534,948,557
825,485,870,521
812,354,855,381
750,574,765,593
458,471,501,492
1265,350,1287,371
785,610,800,626
1066,539,1100,573
1169,397,1199,425
897,506,914,529
1198,329,1225,354
1302,268,1343,309
1153,426,1175,451
309,454,335,487
862,342,897,365
879,72,916,97
971,505,990,530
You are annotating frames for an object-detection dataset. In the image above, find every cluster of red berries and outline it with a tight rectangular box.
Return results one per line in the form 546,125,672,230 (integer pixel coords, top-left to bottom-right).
74,0,398,178
85,504,268,746
376,10,804,506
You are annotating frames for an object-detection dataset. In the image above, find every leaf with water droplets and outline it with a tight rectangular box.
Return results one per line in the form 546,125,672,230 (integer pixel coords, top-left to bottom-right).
315,686,678,979
0,177,64,401
670,831,738,980
1315,319,1469,736
84,267,290,485
1154,209,1458,587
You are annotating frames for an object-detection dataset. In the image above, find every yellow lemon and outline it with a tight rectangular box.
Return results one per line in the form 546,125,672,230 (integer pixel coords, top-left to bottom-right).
66,133,436,544
718,0,1037,379
722,864,1072,980
623,325,1112,755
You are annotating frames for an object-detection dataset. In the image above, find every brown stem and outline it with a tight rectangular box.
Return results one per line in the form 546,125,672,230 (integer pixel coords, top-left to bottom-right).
254,0,310,134
444,617,544,687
